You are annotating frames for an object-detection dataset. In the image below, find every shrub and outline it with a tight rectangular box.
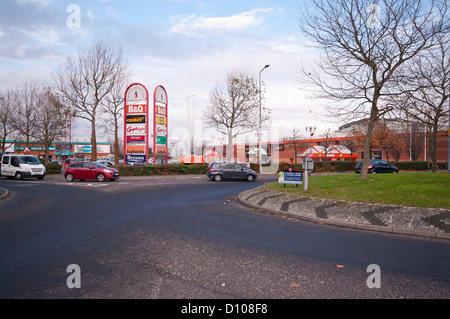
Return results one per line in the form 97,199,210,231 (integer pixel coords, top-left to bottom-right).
114,163,208,176
44,162,62,174
391,161,428,171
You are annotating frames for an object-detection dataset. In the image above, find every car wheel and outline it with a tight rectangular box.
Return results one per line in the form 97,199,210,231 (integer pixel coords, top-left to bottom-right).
246,174,254,182
214,174,222,182
65,173,74,182
15,172,23,180
37,176,44,180
96,173,106,182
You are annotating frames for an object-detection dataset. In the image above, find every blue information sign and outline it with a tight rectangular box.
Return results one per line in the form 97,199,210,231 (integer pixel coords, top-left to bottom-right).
278,171,302,184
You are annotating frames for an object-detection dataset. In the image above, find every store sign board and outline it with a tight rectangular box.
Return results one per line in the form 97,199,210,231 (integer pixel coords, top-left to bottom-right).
124,83,149,165
125,154,146,165
126,124,146,135
153,85,168,164
126,104,147,114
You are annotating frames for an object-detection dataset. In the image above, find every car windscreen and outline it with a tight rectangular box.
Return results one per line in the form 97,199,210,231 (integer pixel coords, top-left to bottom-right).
17,156,41,164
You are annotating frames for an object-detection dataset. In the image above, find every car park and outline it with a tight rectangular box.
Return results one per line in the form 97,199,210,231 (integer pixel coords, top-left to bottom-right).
355,159,399,174
0,154,46,180
64,161,120,182
207,162,257,182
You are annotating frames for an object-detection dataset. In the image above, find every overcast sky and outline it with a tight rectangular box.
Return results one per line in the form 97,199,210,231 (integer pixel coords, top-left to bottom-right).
0,0,339,144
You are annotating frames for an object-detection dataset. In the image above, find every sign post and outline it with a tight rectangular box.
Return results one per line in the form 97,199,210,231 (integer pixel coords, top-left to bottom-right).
124,83,149,166
153,85,168,165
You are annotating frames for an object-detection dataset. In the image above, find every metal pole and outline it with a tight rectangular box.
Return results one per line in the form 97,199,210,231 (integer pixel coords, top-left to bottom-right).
259,65,269,174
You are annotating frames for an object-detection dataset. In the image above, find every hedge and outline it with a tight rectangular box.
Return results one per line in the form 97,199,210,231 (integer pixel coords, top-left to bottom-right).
44,162,62,174
114,163,209,176
250,160,435,174
250,161,359,174
44,160,435,177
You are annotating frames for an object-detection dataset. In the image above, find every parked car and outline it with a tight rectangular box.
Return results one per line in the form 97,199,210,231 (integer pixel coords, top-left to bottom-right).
207,162,257,182
1,154,46,180
355,159,399,174
64,161,120,182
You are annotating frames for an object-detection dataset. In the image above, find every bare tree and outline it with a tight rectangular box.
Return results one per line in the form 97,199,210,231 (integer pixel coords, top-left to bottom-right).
0,89,19,154
298,0,450,178
282,127,307,164
320,128,333,160
53,40,129,161
14,81,41,151
203,70,269,161
394,36,449,171
32,87,68,164
340,134,358,162
100,70,131,165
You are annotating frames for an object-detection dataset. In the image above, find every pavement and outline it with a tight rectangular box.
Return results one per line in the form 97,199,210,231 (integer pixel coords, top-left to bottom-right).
238,184,450,240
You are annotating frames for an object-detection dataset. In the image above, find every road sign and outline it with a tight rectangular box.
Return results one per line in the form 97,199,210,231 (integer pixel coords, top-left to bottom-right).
302,157,314,172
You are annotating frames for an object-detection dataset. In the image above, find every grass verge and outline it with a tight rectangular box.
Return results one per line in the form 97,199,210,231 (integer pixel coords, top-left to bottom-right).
265,173,450,209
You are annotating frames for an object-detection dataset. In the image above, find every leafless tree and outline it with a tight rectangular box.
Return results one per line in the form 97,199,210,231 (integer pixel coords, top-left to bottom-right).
282,127,307,164
320,128,334,160
53,40,130,161
397,118,424,161
32,87,69,163
298,0,450,178
0,89,19,154
100,70,131,165
203,70,269,161
393,36,449,171
14,81,41,150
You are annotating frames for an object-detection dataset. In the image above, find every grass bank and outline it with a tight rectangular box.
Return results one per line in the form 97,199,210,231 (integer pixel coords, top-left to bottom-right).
266,173,450,209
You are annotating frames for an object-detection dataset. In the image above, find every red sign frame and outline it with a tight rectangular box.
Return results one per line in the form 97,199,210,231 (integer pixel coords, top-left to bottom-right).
153,85,168,164
124,83,149,165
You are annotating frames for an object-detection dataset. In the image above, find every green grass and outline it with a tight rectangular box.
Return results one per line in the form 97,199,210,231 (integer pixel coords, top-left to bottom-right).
266,173,450,209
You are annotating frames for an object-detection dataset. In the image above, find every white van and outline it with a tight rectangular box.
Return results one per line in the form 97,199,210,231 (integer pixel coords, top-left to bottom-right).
1,154,46,180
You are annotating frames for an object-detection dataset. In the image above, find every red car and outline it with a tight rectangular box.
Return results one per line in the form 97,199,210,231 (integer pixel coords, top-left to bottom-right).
64,161,120,182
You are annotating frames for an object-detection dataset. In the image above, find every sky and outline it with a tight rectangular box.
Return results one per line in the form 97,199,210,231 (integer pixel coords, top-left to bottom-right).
0,0,338,145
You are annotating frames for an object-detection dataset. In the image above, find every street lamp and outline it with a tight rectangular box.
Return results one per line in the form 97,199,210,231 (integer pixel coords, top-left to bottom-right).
259,65,270,174
305,126,316,158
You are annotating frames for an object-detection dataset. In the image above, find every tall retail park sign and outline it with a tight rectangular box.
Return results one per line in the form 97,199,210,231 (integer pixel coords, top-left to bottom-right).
153,85,168,164
124,83,149,165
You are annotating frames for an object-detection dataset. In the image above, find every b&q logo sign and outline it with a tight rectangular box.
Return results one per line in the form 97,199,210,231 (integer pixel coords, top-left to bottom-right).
127,104,147,114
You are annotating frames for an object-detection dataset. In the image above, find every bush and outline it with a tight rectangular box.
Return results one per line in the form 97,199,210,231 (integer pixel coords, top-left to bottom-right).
391,161,428,171
114,163,209,176
44,162,62,174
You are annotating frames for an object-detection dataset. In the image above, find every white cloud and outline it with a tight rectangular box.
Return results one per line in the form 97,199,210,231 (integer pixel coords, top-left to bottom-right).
169,8,275,36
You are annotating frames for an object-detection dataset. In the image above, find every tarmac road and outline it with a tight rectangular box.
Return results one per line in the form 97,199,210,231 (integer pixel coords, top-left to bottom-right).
0,174,449,300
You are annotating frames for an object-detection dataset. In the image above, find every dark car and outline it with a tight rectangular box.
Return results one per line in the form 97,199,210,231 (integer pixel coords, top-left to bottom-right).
207,162,257,182
355,159,398,174
64,161,120,182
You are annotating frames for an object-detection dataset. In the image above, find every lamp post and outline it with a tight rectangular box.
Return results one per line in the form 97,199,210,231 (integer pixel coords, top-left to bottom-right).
305,126,316,158
259,65,270,174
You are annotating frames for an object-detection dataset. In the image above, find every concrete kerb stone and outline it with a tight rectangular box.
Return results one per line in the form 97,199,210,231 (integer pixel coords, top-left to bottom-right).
238,186,450,240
